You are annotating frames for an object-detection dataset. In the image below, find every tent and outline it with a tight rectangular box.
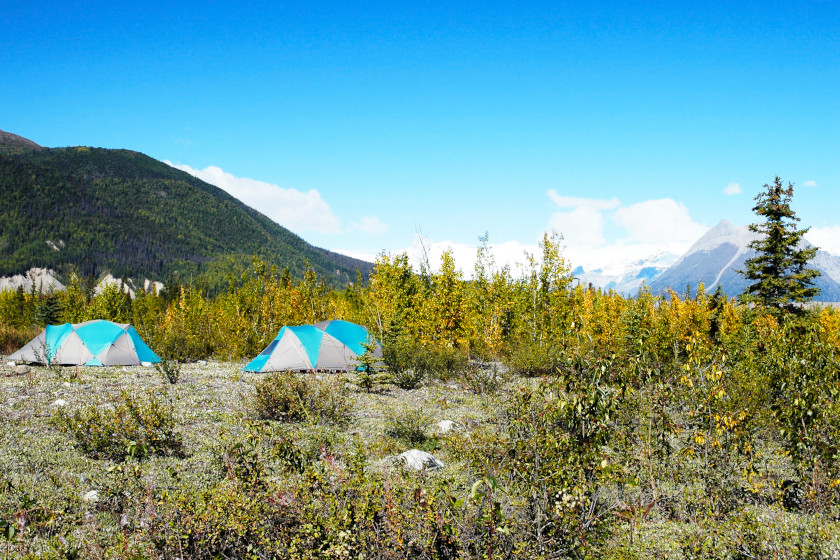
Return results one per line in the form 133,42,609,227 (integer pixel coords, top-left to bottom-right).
8,320,160,366
243,320,380,373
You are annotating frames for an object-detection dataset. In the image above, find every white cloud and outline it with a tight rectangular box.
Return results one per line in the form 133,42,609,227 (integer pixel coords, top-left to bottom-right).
803,180,818,187
541,191,708,274
548,206,607,245
723,182,742,195
612,198,707,246
545,191,621,246
806,226,840,256
338,191,711,286
546,190,621,210
350,215,389,235
165,162,341,235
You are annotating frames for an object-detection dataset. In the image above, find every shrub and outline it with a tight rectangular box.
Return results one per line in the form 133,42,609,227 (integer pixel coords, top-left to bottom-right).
382,335,468,385
389,365,426,390
154,478,283,560
458,361,507,394
54,389,184,461
253,372,351,426
155,358,181,384
502,338,563,376
352,342,392,392
384,406,431,445
382,335,425,389
219,422,307,493
492,374,620,557
0,323,39,356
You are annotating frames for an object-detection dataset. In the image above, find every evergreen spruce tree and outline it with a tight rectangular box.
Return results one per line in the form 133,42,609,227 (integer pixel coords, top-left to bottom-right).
738,177,820,314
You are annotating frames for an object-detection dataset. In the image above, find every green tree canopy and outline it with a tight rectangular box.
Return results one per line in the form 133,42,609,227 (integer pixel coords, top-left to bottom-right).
738,177,820,314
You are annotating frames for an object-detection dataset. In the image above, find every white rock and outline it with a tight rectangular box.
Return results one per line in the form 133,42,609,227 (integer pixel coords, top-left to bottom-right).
83,490,99,503
52,399,67,407
398,449,444,471
6,361,14,367
197,360,208,366
141,362,153,368
436,420,457,434
13,365,30,375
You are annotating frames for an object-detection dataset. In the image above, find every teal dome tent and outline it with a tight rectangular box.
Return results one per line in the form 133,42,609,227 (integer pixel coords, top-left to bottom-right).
243,320,380,373
8,320,160,366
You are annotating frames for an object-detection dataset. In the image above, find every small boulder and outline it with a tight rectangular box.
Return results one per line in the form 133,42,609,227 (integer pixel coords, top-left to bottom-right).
13,365,30,375
197,360,208,366
436,420,457,434
83,490,99,503
398,449,444,471
51,399,67,407
141,362,153,368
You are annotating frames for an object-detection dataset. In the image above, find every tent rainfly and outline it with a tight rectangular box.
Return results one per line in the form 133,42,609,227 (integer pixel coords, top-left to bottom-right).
243,320,380,372
8,320,160,366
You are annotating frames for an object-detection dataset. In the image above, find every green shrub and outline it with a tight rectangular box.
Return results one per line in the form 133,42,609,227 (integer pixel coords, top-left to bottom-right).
154,478,283,560
219,422,307,493
53,389,184,461
389,365,426,390
759,315,840,511
502,338,563,376
458,361,507,394
382,335,468,385
382,335,425,389
0,323,39,356
384,406,431,445
352,342,392,392
253,372,351,426
492,374,620,557
154,358,181,384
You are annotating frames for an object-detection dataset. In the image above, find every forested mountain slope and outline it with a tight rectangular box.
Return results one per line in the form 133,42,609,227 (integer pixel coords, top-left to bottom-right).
0,132,372,287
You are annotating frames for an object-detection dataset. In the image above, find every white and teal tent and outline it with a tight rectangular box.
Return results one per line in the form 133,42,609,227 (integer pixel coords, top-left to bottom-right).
8,320,160,366
243,320,380,373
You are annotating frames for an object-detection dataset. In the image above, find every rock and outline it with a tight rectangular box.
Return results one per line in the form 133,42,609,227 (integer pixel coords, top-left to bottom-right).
13,365,30,375
83,490,99,503
51,399,67,407
436,420,457,434
197,360,208,366
398,449,444,471
141,361,153,367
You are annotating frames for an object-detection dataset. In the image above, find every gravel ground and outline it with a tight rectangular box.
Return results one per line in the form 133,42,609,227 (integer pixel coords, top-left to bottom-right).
0,358,501,479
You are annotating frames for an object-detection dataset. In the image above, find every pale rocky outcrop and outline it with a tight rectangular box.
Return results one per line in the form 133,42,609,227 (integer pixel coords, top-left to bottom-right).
0,268,64,293
398,449,444,471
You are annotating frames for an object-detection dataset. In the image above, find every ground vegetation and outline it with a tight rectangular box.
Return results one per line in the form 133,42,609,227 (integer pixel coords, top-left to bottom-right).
1,236,839,558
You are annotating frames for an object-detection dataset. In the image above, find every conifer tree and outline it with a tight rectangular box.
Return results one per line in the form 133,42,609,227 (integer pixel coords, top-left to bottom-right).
738,177,820,314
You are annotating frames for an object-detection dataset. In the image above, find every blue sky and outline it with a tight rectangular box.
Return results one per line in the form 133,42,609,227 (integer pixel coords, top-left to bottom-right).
3,1,839,273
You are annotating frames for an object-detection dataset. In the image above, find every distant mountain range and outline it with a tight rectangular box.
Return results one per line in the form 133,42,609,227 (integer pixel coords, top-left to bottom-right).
572,251,680,295
0,130,372,289
575,220,840,301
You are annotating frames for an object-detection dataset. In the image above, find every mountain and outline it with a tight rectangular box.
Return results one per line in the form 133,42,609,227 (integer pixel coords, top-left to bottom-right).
0,130,372,288
0,130,43,154
573,251,680,295
646,220,840,301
